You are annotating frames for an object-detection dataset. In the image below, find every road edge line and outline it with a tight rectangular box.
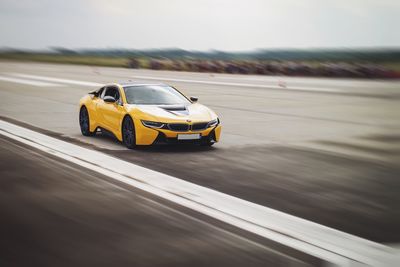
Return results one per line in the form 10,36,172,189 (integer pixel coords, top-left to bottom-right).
0,120,397,266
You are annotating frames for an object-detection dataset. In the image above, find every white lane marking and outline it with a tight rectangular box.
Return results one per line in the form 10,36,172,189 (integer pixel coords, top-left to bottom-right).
132,75,344,93
0,75,61,87
9,73,103,87
0,120,397,266
0,127,347,266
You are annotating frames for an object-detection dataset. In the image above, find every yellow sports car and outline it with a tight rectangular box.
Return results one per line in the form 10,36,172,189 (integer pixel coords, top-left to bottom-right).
79,82,221,148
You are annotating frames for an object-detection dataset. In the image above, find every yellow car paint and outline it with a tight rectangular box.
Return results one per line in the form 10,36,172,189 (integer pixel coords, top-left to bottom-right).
79,83,221,146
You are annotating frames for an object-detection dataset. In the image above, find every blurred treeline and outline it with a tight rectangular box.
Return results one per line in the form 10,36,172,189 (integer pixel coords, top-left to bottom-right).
46,47,400,62
1,48,399,78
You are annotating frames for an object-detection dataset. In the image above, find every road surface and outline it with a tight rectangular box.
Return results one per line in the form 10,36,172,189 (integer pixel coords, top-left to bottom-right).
0,61,399,266
0,134,320,266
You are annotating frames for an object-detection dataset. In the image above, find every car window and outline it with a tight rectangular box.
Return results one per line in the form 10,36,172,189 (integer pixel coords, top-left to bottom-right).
100,87,106,99
102,86,120,101
123,85,190,105
97,87,105,97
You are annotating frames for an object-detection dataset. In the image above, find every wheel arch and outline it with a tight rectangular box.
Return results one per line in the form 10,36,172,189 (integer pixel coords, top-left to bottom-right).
121,114,134,132
121,114,136,147
79,104,97,136
80,104,98,133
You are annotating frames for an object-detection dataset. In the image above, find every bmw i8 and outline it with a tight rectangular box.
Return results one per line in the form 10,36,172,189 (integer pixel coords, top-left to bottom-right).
79,82,221,148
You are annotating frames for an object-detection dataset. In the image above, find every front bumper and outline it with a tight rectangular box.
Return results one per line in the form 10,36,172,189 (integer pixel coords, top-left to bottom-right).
133,118,221,145
153,128,219,145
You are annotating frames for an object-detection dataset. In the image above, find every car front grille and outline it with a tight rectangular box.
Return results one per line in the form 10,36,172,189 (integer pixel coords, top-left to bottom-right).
166,121,214,132
168,123,190,132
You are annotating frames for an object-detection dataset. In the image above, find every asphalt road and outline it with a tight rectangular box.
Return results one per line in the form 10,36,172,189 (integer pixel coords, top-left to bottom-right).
0,135,320,267
0,61,400,264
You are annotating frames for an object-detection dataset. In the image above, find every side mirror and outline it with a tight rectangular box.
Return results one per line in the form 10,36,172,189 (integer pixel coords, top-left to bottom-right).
104,96,116,103
190,96,198,102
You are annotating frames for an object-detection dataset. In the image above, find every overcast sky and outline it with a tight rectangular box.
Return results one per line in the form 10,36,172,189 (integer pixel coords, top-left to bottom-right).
0,0,399,51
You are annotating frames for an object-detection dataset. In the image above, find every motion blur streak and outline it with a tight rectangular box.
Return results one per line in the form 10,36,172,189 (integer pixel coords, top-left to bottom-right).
0,119,398,266
0,75,61,87
1,61,400,267
10,73,103,87
132,75,344,93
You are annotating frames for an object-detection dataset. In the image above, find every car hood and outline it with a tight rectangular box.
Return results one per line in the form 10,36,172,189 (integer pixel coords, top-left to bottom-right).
127,103,217,122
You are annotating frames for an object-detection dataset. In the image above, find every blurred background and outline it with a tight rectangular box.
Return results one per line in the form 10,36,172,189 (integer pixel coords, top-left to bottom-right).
1,1,400,267
1,0,400,79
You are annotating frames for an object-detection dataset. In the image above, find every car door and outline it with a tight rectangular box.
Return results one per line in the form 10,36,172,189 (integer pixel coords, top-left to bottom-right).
89,87,105,126
97,86,125,134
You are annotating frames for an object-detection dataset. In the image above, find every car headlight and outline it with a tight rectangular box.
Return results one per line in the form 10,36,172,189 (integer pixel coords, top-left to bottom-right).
207,118,219,128
141,120,165,129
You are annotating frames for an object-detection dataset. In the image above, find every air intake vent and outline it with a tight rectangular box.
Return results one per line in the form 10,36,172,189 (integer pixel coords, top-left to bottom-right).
160,105,187,111
192,122,208,131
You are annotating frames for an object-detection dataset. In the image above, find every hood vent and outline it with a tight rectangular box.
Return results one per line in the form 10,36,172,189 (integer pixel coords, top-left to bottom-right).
159,105,189,116
159,105,187,111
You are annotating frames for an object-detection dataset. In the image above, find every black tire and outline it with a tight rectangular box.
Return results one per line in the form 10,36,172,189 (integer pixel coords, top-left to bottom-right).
122,116,136,149
79,106,96,136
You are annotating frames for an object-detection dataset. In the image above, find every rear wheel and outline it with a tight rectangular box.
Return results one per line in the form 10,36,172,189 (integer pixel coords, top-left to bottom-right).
122,116,136,149
79,106,96,136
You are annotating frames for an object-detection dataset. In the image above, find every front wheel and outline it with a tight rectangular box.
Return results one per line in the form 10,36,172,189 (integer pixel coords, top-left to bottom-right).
79,106,96,136
122,116,136,149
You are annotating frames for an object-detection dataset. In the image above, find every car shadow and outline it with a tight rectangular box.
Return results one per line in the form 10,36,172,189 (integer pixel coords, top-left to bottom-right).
96,131,216,153
135,144,216,153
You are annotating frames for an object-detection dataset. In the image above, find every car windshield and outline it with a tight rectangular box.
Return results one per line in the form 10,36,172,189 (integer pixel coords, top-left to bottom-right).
123,85,190,105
